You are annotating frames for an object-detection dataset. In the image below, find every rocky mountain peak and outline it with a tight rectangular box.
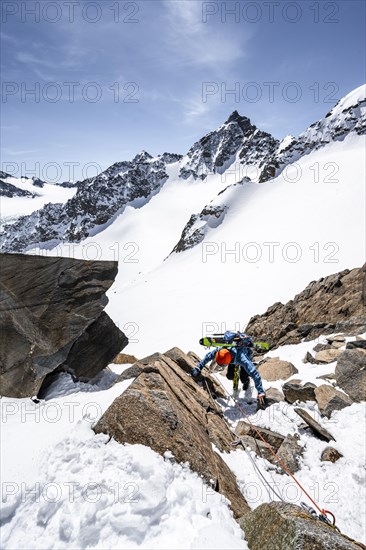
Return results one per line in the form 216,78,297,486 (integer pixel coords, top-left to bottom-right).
133,150,154,163
179,110,279,181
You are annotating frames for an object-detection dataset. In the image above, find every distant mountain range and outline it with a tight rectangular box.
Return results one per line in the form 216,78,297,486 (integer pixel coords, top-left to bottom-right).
0,84,365,254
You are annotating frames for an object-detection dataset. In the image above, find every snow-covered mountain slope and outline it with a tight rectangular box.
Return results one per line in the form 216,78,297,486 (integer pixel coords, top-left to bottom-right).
259,84,366,181
179,110,279,181
0,152,182,252
0,174,77,231
109,132,365,358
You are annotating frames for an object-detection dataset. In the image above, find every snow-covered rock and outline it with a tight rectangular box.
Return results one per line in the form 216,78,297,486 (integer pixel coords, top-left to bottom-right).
179,110,279,181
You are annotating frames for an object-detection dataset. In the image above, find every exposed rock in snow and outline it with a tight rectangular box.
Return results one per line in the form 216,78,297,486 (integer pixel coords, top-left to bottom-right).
314,385,352,418
335,349,366,402
259,84,366,182
0,179,35,198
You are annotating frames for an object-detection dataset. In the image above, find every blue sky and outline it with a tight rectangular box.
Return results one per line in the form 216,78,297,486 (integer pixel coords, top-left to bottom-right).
1,0,365,181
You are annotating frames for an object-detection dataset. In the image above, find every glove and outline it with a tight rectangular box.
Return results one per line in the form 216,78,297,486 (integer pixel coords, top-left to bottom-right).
191,367,201,378
257,394,267,409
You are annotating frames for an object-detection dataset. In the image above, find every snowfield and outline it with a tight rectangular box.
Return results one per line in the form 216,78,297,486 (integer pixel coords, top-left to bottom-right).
0,177,76,230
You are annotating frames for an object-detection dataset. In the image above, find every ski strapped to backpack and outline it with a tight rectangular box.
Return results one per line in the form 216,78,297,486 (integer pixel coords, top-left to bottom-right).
199,331,269,351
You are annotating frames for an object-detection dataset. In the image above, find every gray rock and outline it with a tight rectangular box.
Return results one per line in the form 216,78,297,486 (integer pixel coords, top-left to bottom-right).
283,381,316,404
317,373,336,381
315,385,352,418
0,253,127,397
326,335,346,343
187,350,201,364
237,435,275,464
346,340,366,350
235,421,285,450
294,408,336,442
321,447,343,463
265,387,285,404
313,343,332,352
257,357,298,381
303,351,317,364
314,349,343,364
335,349,366,402
241,502,359,549
276,434,304,473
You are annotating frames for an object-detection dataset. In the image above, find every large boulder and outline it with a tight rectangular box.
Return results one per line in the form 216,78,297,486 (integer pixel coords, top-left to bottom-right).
94,350,250,519
257,357,298,381
0,253,127,397
335,349,366,402
314,349,343,364
315,385,352,418
241,502,360,549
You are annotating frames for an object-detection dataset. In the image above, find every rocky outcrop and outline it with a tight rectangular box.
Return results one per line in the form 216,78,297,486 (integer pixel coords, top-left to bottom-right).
94,350,250,519
315,385,352,418
241,502,361,549
0,253,127,397
246,265,366,349
257,357,298,381
335,349,366,402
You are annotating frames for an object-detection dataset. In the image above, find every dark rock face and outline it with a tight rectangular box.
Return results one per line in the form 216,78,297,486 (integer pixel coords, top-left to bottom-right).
0,151,182,253
335,349,366,402
179,111,279,181
246,265,366,349
241,502,359,549
259,93,366,183
0,253,127,397
94,350,250,519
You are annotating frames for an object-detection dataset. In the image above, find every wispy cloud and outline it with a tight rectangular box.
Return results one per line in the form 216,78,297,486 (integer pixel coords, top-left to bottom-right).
162,1,251,68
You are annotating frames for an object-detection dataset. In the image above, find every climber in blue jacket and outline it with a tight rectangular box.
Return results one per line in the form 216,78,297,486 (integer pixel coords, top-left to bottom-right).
192,346,266,407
